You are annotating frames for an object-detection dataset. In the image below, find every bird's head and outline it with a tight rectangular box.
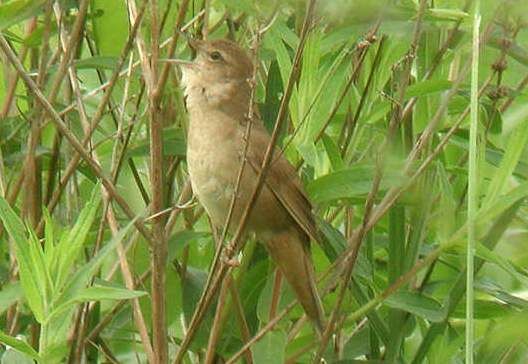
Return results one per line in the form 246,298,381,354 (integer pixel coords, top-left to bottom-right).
166,38,254,109
187,38,254,81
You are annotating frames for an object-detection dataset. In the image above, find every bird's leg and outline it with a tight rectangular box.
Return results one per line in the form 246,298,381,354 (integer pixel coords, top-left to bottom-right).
221,242,241,267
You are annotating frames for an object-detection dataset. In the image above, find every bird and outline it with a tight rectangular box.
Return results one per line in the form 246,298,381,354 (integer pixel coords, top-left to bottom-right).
173,37,325,332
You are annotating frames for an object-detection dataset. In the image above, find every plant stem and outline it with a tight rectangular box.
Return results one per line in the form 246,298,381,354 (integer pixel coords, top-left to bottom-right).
466,1,481,363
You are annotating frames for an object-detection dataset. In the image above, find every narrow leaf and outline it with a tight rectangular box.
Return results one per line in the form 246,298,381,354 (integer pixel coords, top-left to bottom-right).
0,330,40,360
0,283,22,315
0,197,44,322
55,185,101,290
405,80,453,99
52,216,137,316
385,292,445,322
73,285,146,301
252,330,287,364
0,0,45,31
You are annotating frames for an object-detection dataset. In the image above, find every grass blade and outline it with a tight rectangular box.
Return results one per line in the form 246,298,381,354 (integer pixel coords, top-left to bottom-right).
466,2,481,362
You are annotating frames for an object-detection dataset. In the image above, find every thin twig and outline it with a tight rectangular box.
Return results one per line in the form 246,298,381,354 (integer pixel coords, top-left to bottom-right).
228,281,254,364
203,274,232,364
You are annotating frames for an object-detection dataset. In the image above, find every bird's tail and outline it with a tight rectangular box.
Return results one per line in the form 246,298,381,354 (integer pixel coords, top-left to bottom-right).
266,229,326,334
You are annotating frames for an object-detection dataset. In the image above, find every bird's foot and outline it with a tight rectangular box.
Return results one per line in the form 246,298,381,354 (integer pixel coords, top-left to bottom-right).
222,245,240,267
222,256,240,267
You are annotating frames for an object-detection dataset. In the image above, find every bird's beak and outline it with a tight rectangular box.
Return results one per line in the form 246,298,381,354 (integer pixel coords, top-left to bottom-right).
159,59,193,65
158,59,196,69
158,32,204,68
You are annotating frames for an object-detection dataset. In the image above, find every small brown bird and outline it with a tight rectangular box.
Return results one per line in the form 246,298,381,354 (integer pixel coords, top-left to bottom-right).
175,38,325,331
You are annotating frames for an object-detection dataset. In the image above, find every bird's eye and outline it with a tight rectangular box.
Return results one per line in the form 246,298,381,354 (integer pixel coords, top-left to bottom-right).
210,51,223,61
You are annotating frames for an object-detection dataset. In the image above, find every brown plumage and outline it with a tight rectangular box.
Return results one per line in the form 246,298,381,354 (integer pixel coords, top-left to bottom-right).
177,38,325,331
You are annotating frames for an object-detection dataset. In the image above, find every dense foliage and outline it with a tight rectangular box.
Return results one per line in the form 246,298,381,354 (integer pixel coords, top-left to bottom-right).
0,0,527,363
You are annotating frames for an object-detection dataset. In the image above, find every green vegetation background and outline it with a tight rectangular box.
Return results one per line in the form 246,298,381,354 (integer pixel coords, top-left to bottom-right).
0,0,527,363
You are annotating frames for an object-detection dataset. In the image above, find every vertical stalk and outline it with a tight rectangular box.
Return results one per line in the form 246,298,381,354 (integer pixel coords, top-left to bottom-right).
466,1,481,363
148,0,167,362
38,320,49,356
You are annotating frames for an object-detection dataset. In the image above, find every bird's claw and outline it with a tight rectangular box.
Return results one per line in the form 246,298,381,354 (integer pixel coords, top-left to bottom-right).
222,244,240,266
222,256,240,267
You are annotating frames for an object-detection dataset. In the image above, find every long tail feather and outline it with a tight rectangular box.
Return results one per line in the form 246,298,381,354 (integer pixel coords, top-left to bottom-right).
265,229,325,333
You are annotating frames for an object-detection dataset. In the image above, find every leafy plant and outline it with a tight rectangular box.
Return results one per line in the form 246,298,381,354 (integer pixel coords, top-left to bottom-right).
0,187,145,362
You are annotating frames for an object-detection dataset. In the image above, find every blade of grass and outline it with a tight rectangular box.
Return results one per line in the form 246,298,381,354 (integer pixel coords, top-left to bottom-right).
466,2,481,363
386,206,406,362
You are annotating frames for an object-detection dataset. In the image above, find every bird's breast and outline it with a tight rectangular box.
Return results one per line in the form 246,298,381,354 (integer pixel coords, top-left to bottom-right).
185,107,292,237
186,110,243,225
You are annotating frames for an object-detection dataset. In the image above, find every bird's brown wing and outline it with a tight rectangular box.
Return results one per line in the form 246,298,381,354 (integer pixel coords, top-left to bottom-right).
245,123,319,244
246,123,325,331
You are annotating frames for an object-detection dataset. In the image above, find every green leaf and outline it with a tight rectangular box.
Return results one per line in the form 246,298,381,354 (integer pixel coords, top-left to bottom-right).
478,312,528,350
261,60,283,131
474,243,528,286
452,300,513,319
51,216,137,321
181,267,214,349
265,28,292,90
412,200,524,364
23,21,57,47
449,133,528,179
0,330,40,360
91,0,129,56
322,134,345,170
1,348,35,364
0,282,22,315
476,183,528,234
426,8,469,21
257,272,294,324
476,281,528,310
405,80,453,99
128,128,186,157
27,230,52,308
484,110,528,207
55,185,101,291
0,197,44,322
350,280,390,346
315,216,346,261
72,285,146,301
74,56,118,70
167,230,211,262
0,0,45,31
306,163,405,203
482,102,503,134
252,330,287,364
333,360,384,364
38,341,69,364
385,292,445,322
43,208,57,275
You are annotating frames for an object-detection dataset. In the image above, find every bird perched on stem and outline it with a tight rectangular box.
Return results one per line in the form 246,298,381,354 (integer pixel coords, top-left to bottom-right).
169,38,325,332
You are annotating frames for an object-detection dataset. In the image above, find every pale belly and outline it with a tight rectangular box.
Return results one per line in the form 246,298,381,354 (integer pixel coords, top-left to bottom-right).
186,114,291,237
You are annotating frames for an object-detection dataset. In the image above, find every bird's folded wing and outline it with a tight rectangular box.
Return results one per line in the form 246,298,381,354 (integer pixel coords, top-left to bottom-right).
246,125,319,244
